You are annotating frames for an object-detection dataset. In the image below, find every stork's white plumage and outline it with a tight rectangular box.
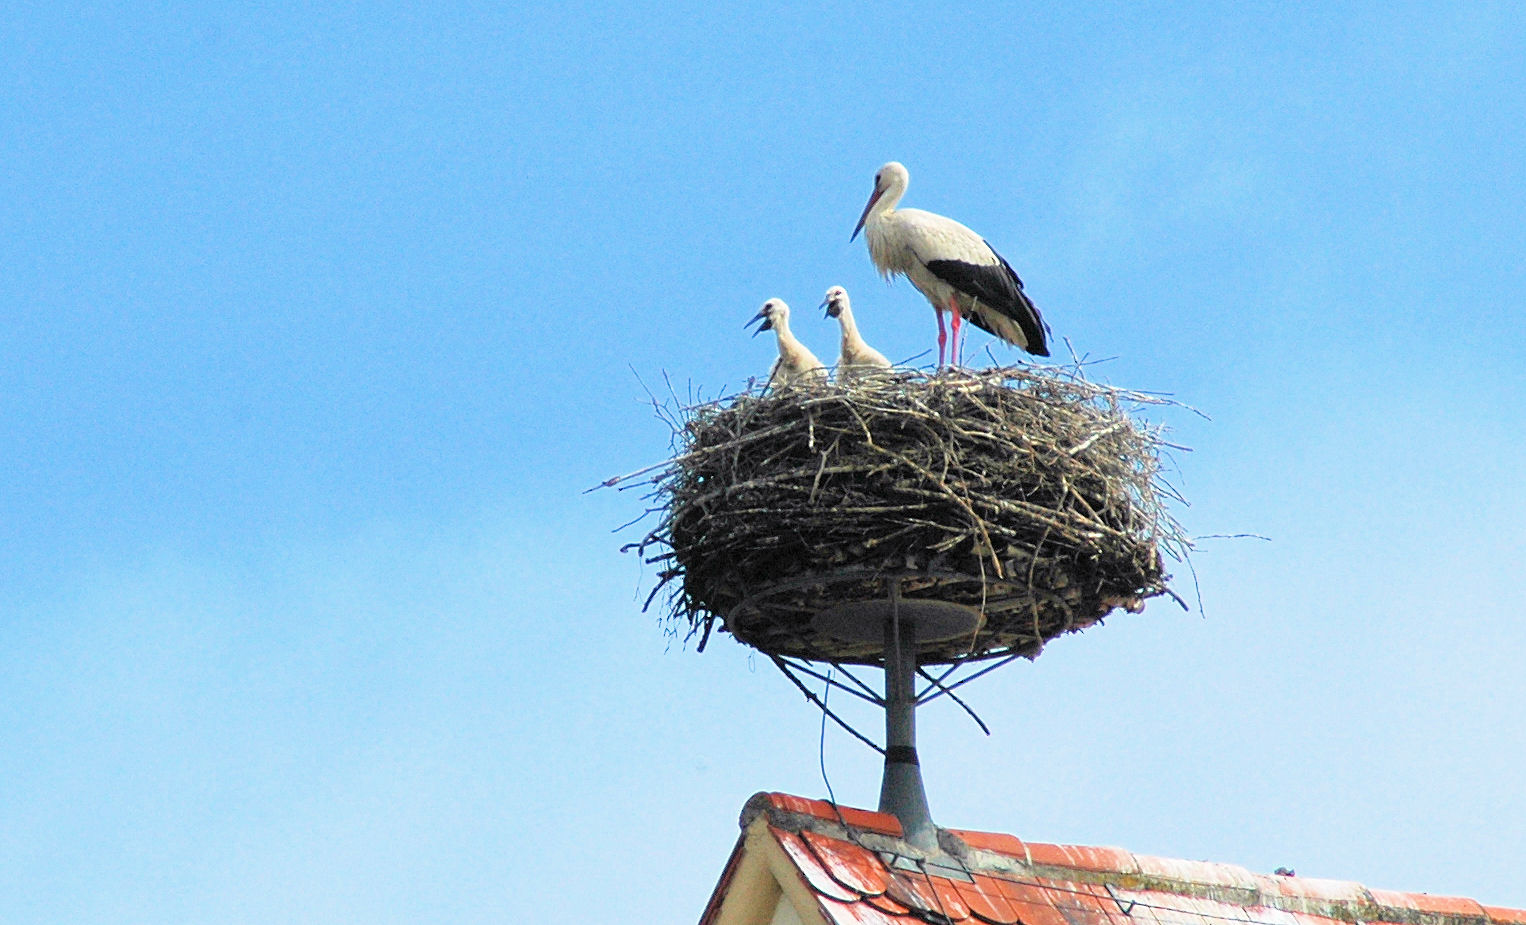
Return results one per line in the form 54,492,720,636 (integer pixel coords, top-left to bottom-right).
852,161,1050,366
821,286,891,380
746,298,827,389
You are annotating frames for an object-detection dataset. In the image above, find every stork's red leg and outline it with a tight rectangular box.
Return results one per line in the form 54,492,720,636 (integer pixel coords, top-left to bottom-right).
948,298,964,367
935,308,948,368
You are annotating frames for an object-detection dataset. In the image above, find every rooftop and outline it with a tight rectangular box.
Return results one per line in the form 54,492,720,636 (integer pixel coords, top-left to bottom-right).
699,792,1526,925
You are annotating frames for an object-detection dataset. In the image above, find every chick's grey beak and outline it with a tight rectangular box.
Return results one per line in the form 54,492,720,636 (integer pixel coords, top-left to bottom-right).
745,311,771,336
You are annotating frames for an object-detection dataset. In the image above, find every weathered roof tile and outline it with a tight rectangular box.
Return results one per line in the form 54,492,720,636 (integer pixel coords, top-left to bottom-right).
954,874,1021,925
1133,854,1262,892
883,869,946,917
704,794,1525,925
800,829,892,897
1028,843,1141,875
924,872,973,921
864,890,914,917
771,826,860,903
950,828,1027,859
994,876,1075,925
1369,889,1488,919
764,792,904,836
1255,873,1368,904
819,895,906,925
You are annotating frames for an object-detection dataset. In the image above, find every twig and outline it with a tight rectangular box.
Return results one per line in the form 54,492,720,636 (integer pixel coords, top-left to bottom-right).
596,364,1198,664
770,656,884,754
915,667,991,735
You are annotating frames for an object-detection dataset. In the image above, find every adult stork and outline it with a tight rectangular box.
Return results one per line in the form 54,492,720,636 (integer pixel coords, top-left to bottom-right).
852,161,1050,366
745,298,827,389
821,285,891,381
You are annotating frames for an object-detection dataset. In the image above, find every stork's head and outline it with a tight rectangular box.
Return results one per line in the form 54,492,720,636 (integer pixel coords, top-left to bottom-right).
745,298,789,335
852,161,909,241
821,286,850,319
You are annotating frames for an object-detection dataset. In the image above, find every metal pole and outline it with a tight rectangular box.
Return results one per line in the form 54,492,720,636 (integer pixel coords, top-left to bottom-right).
878,588,938,851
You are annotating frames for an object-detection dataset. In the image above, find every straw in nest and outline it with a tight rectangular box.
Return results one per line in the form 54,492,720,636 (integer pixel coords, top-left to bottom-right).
604,365,1190,665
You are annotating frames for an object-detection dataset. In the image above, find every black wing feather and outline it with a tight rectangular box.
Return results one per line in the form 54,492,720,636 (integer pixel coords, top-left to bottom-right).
925,241,1050,356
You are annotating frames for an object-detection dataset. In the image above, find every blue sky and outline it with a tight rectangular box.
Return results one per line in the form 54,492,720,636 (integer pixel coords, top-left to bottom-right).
3,3,1525,921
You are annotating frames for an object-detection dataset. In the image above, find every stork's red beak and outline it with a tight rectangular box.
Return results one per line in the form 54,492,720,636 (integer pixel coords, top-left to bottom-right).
851,186,883,241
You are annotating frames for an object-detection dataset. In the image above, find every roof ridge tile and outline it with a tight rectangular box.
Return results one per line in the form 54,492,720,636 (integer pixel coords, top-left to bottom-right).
1369,889,1489,920
947,828,1027,859
757,791,904,837
721,795,1526,925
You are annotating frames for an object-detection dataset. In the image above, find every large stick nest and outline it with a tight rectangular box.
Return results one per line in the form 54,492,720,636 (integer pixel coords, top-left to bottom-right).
611,365,1191,665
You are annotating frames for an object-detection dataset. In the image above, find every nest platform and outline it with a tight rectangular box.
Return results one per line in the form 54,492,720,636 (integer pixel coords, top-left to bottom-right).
617,366,1187,666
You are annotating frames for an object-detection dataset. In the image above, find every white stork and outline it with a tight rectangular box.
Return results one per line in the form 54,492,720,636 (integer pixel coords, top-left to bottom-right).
851,161,1050,366
745,298,827,389
821,285,891,380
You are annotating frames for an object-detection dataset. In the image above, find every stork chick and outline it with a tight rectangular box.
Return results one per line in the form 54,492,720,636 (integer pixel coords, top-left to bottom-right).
852,161,1051,366
745,298,826,389
821,286,891,381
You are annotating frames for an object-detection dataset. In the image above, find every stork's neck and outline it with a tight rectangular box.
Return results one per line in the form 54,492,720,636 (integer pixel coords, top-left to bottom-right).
872,178,906,222
773,317,804,353
837,306,866,352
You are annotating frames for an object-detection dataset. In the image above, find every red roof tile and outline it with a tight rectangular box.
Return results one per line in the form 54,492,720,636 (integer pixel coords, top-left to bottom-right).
703,793,1526,925
1368,889,1488,919
882,868,945,917
925,873,973,921
1027,842,1140,875
1256,873,1367,904
865,891,913,917
949,828,1027,859
762,791,904,836
771,827,860,904
953,874,1021,925
819,895,906,925
994,877,1074,925
1131,853,1261,891
1039,877,1129,925
800,830,892,897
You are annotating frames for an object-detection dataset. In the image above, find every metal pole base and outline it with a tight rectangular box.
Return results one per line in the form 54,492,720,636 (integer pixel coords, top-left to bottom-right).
878,595,938,852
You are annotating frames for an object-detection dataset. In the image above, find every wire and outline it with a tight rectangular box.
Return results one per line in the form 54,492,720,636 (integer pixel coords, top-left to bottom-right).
818,667,842,810
943,865,1269,925
817,669,888,868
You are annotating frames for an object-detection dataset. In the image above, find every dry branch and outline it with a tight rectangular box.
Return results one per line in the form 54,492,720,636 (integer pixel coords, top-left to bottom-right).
606,365,1192,665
